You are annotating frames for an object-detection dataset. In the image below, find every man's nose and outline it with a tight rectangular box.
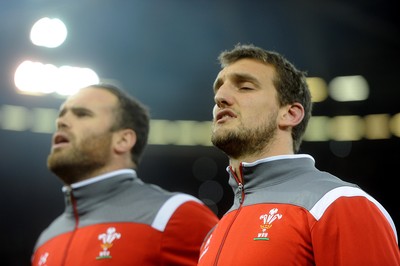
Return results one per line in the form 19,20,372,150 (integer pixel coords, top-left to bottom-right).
214,85,232,108
56,115,69,129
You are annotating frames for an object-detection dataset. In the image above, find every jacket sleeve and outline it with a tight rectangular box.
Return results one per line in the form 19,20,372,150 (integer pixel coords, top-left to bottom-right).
159,198,219,266
311,195,400,265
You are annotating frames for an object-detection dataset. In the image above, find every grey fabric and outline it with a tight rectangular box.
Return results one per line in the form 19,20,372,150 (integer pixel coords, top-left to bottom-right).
34,171,182,249
227,155,359,212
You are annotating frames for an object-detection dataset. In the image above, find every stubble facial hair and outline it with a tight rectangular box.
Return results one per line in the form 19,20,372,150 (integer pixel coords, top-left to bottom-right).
47,131,113,184
211,111,278,159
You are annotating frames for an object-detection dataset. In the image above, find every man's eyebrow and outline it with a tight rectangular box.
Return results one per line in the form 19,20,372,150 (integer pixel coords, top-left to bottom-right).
58,106,93,117
233,73,260,86
213,72,260,91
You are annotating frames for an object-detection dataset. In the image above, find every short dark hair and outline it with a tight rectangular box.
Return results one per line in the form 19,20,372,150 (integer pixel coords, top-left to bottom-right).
89,83,150,166
218,43,312,153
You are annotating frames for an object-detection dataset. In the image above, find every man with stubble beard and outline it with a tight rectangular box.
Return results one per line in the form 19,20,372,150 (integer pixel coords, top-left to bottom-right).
197,43,399,265
31,83,218,266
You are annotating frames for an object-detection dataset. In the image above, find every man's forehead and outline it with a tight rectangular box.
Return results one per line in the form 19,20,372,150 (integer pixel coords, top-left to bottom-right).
217,59,274,81
61,88,117,110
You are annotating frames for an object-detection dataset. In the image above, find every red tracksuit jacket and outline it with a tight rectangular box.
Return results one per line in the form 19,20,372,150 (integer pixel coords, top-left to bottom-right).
198,155,400,266
31,169,219,266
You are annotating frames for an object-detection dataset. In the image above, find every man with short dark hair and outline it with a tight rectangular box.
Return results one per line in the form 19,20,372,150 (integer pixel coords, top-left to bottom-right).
198,44,399,265
31,83,219,266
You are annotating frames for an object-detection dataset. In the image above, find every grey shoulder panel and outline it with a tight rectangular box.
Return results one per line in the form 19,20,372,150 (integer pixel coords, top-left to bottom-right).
244,170,359,211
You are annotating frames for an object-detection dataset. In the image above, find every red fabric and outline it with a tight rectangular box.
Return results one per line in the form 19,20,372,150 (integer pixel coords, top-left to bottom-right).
198,197,400,266
31,201,219,266
312,197,400,265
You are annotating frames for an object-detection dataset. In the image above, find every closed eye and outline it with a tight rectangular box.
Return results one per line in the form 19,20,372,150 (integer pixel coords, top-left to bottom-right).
240,86,254,91
58,107,94,118
72,107,93,117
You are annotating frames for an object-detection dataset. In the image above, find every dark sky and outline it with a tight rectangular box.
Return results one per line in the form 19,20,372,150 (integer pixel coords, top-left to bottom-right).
0,1,399,265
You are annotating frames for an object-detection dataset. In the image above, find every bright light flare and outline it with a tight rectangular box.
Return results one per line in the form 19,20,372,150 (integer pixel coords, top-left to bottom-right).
30,17,68,48
14,60,100,96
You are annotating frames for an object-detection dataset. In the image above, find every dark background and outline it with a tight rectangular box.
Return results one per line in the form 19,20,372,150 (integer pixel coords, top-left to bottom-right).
1,1,399,265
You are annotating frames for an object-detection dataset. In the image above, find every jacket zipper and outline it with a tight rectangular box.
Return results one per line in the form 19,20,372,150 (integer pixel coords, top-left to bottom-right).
213,165,245,265
61,187,79,266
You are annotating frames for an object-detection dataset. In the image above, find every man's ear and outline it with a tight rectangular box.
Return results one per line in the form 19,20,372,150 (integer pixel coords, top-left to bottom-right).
279,103,304,127
114,129,137,154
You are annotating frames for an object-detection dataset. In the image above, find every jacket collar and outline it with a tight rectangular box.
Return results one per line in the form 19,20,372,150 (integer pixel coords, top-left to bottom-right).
62,169,139,215
227,154,315,192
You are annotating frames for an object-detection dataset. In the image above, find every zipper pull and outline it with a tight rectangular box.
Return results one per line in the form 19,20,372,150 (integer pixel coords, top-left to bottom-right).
237,183,244,204
65,186,73,206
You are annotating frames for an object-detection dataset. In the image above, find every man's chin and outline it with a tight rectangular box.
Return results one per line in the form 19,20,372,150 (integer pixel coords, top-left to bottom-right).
47,154,70,170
